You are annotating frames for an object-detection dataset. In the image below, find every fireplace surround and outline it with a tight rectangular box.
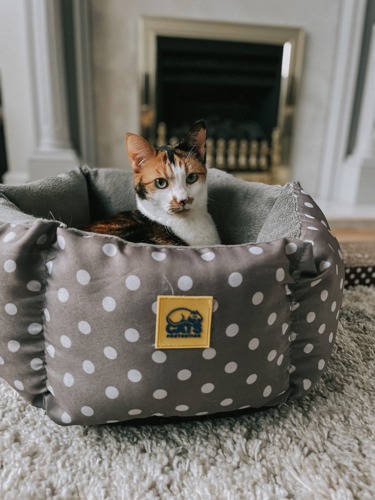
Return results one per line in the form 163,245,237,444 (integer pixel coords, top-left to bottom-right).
139,17,304,183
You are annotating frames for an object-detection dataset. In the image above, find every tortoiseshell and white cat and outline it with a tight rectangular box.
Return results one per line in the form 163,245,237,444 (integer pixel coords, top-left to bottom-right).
83,121,220,246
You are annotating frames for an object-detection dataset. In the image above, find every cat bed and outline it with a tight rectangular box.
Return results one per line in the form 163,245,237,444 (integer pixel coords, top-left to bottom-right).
0,166,344,426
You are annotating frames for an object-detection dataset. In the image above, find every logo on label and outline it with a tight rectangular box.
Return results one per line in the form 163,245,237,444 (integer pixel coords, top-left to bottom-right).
166,308,203,337
155,296,213,349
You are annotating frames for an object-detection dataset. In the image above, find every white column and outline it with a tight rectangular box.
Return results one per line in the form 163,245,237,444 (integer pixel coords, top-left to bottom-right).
340,25,375,204
27,0,79,179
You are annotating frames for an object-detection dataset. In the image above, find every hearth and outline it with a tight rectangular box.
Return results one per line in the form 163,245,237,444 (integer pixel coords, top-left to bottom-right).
139,18,304,183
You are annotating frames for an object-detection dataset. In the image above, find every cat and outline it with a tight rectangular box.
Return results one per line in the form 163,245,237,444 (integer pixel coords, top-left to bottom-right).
82,120,221,246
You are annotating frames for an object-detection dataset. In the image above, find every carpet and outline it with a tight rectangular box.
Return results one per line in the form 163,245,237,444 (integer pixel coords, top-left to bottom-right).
0,286,374,499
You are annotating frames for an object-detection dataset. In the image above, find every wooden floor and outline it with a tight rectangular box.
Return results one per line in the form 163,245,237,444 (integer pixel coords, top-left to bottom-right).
331,226,375,243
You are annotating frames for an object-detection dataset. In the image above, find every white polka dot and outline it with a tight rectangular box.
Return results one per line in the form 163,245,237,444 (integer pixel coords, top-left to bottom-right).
263,385,272,398
60,335,72,348
105,386,119,399
57,288,69,303
128,409,142,416
285,242,298,255
307,226,319,231
5,303,17,315
27,323,42,335
61,412,72,424
202,348,216,360
78,407,93,419
213,300,219,312
290,302,299,311
320,290,329,302
46,261,53,274
201,383,215,393
76,269,91,285
304,343,314,354
267,350,277,362
311,279,322,287
26,280,42,293
252,292,264,305
178,275,193,291
289,365,296,373
282,323,289,335
125,275,141,291
318,359,326,370
276,268,285,282
152,350,167,363
3,231,17,243
225,323,239,337
267,312,277,326
46,345,55,358
44,308,50,322
306,312,316,323
30,358,43,371
0,355,5,365
277,354,284,366
152,301,158,314
57,235,65,250
246,374,257,385
177,369,192,381
82,360,95,374
331,301,337,312
78,320,91,334
225,362,238,374
37,234,48,245
176,405,189,412
47,385,55,396
220,398,233,407
63,373,74,387
8,340,20,353
228,272,243,287
153,389,167,400
102,296,116,312
196,412,208,416
319,261,332,272
201,251,215,261
329,332,334,343
103,243,117,257
304,202,314,208
318,324,326,334
249,246,263,255
248,338,260,350
151,251,167,262
128,369,142,383
125,328,140,343
303,379,312,391
104,346,117,360
4,260,16,273
14,380,24,391
289,332,298,342
305,213,315,219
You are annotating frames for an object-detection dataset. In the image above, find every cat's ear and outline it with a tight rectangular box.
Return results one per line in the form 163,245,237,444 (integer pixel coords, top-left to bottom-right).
178,120,207,163
125,133,156,171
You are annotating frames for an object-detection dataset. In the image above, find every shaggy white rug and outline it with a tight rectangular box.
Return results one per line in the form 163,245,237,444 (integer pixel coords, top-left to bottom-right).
1,287,374,499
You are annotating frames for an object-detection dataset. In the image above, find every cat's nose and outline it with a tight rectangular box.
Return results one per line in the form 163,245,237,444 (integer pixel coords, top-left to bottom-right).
179,198,188,207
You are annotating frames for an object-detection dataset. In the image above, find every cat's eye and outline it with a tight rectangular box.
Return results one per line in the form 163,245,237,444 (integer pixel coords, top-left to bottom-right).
155,178,168,189
186,173,198,184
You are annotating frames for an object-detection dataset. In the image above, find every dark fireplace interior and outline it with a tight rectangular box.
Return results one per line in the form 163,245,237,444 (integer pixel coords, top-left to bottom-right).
153,36,284,173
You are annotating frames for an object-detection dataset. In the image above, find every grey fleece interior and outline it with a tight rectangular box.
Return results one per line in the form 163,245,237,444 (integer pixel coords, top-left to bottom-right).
0,166,301,245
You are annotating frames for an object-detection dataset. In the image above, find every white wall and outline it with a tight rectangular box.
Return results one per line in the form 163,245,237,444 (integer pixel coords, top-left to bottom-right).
0,0,36,183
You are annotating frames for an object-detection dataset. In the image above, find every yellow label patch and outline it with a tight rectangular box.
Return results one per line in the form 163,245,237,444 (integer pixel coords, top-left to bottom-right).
155,296,213,349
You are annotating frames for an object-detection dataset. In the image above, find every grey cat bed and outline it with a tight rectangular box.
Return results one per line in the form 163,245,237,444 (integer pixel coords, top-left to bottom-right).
0,166,344,425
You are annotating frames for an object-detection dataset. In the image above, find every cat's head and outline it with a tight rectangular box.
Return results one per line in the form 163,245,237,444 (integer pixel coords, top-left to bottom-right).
125,121,208,219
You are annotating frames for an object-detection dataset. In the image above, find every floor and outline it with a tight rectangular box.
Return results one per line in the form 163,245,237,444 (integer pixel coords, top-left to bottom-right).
331,226,375,243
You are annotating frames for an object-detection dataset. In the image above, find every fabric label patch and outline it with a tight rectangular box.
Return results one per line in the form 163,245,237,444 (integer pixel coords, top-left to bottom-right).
155,296,213,349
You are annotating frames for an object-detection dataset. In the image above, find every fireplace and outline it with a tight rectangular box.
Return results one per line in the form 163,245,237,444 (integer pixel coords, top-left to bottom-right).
139,18,304,183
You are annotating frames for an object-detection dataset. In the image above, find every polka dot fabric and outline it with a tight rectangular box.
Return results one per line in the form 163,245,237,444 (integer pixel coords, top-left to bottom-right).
0,171,344,425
